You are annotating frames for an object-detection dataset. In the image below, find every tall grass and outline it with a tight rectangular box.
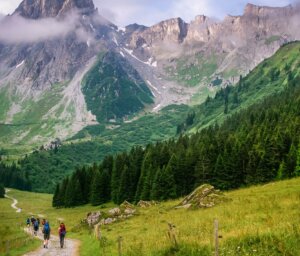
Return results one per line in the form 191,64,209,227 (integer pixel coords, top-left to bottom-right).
1,178,300,255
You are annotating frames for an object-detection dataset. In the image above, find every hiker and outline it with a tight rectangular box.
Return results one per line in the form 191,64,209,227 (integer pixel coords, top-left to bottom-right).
26,217,30,227
30,216,36,225
30,216,36,234
33,220,39,236
42,220,51,248
58,222,67,248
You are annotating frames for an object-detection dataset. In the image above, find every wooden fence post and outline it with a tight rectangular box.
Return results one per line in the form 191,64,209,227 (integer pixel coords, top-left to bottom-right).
6,240,10,255
117,236,123,256
167,223,178,248
214,219,219,256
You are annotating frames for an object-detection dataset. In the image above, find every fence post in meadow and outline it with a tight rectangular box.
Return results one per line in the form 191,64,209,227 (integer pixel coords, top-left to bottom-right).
117,236,123,256
214,219,219,256
167,223,178,248
6,240,10,255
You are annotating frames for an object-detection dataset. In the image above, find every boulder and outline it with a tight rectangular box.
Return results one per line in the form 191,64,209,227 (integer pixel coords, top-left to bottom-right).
86,211,102,226
124,208,136,215
120,200,135,209
100,218,117,225
137,200,157,208
176,184,227,209
108,207,121,216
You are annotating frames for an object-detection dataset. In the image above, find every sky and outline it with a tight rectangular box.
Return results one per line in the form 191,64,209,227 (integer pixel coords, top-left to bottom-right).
0,0,296,27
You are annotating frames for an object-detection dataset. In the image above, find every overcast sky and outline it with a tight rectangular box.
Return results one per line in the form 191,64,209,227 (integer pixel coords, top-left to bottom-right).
0,0,296,26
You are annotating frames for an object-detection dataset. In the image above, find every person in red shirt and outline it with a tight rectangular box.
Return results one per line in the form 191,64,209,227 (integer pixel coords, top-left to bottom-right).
58,222,67,249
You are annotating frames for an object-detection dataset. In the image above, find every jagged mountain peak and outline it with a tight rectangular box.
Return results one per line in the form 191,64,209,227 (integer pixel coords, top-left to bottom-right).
14,0,95,19
243,2,293,16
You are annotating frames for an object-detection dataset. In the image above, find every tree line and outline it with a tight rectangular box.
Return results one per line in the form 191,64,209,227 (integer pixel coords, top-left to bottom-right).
53,78,300,207
0,163,32,191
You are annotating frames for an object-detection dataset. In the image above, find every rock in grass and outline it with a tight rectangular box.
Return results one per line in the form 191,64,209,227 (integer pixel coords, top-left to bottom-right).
86,211,102,226
176,184,227,209
137,200,157,208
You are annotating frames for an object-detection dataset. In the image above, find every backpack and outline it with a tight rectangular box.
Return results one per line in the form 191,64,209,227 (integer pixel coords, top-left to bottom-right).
60,225,66,236
43,223,50,234
34,221,39,228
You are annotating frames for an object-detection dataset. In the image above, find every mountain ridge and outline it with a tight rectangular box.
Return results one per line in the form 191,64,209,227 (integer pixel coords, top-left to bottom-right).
14,0,95,19
0,0,300,150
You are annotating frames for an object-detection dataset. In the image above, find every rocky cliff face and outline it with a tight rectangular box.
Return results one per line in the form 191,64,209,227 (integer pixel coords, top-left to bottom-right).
0,0,116,147
127,3,300,87
129,18,188,48
14,0,95,19
1,0,300,149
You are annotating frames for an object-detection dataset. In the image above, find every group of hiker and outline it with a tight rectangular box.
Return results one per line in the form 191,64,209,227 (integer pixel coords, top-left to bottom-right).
26,216,67,249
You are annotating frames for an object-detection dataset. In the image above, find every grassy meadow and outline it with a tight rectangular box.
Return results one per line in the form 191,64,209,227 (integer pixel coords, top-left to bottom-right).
1,177,300,255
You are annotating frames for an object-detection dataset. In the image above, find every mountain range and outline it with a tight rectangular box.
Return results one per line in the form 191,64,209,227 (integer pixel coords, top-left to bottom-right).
0,0,300,151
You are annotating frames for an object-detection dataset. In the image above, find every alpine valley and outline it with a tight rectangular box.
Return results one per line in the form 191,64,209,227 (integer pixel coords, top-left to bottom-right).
1,0,300,255
0,0,300,190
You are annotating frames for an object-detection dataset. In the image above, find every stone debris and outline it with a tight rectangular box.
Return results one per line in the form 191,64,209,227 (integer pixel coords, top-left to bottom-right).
176,184,228,209
137,200,157,208
86,211,102,226
86,203,137,227
108,207,121,216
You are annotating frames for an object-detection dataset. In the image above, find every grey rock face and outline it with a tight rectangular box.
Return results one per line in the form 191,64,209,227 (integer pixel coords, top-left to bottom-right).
14,0,95,19
128,4,300,75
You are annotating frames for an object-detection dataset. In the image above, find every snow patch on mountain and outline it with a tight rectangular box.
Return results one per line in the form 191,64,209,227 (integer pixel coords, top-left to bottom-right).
16,60,24,69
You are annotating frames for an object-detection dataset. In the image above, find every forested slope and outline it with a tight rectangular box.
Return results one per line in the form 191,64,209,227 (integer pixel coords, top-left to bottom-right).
14,42,300,193
54,62,300,206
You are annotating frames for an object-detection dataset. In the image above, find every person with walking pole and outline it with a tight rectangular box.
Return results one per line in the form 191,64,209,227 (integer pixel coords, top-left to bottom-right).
58,222,66,248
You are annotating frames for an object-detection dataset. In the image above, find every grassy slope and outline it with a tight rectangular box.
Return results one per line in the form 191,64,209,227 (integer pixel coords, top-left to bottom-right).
82,52,153,122
0,195,40,255
189,42,300,133
0,82,73,157
1,178,300,255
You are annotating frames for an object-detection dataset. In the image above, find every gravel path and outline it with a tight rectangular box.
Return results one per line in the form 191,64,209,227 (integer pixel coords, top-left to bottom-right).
4,189,22,213
23,228,80,256
4,189,80,256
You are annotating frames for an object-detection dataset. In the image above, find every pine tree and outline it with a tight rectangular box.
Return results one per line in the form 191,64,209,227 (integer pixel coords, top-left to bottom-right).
52,184,60,207
90,170,103,206
135,150,153,202
64,177,76,207
73,178,84,206
57,178,68,207
111,153,127,203
117,164,131,204
294,144,300,177
151,165,176,201
0,183,5,198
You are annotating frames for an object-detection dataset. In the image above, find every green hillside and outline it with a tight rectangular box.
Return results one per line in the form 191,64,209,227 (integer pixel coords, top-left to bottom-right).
1,178,300,255
82,51,153,122
55,68,300,208
12,42,300,193
186,41,300,133
0,82,72,155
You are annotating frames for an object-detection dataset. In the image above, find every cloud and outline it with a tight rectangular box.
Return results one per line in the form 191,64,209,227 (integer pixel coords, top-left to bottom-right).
96,0,296,26
0,0,297,28
0,0,22,15
0,12,87,44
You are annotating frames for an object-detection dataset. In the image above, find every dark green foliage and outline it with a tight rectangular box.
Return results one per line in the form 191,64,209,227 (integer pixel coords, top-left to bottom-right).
90,169,103,206
0,183,5,198
151,165,177,201
82,52,153,122
53,73,300,207
19,104,190,193
52,184,60,207
0,163,31,191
